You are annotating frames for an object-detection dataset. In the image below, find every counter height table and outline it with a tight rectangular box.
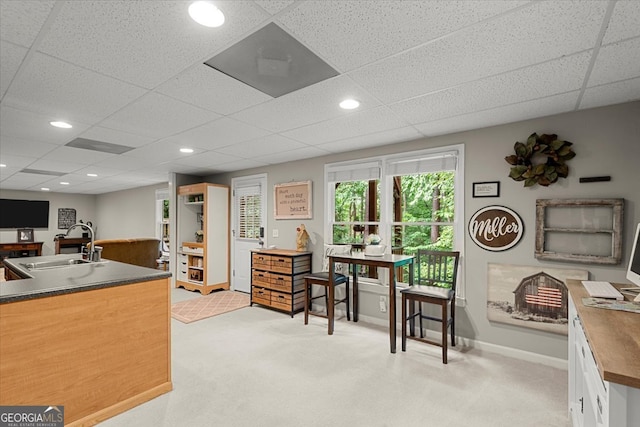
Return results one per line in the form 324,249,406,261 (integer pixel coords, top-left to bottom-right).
329,252,415,353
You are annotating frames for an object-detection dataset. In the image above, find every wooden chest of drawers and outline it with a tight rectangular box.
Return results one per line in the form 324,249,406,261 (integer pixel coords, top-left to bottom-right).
250,249,311,317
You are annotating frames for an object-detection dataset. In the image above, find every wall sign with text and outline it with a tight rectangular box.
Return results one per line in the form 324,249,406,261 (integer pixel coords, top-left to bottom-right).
274,180,312,220
469,205,524,251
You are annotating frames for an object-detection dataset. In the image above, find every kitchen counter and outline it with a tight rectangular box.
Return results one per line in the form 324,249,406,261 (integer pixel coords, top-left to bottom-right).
1,253,170,303
0,254,172,426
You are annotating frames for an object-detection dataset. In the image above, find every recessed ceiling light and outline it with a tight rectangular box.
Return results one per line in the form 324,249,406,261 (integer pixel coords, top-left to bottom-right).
50,121,73,129
180,148,194,154
60,181,70,185
189,1,225,27
87,173,98,177
41,187,50,191
0,164,6,167
339,99,360,110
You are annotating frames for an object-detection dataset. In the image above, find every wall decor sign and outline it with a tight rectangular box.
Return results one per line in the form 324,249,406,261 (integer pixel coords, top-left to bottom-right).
472,181,500,198
469,205,524,251
58,208,77,229
17,228,34,242
274,180,312,220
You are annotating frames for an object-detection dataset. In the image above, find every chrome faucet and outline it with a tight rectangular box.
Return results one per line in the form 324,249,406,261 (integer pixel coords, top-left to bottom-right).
66,222,96,261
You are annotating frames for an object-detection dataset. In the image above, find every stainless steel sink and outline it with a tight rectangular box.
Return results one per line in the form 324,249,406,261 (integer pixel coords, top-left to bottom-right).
21,258,94,270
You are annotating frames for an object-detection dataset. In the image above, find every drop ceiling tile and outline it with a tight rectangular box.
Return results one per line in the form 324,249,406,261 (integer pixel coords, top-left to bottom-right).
216,134,308,158
93,155,156,171
73,165,130,179
214,158,269,172
1,173,50,188
282,106,411,145
37,1,270,88
0,41,27,97
0,106,90,145
279,0,527,72
0,154,36,174
602,1,640,44
350,1,607,103
166,117,271,150
413,92,580,137
229,75,381,132
4,53,147,123
0,135,57,158
157,65,272,115
121,140,198,163
38,146,115,165
0,0,55,47
390,52,591,125
100,92,220,139
172,151,242,168
580,78,640,110
316,126,423,153
255,1,296,15
259,145,330,165
78,126,155,149
26,158,85,174
588,38,640,87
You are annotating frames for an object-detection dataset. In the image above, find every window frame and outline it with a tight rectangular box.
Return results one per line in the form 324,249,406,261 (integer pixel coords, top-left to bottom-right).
324,144,465,300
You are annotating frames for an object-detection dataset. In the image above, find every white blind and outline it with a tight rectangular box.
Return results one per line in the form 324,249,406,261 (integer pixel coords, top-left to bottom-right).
327,161,381,183
236,185,261,239
387,151,458,176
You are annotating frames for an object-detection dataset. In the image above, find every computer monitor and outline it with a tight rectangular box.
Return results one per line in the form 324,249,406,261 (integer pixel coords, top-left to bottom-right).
626,222,640,287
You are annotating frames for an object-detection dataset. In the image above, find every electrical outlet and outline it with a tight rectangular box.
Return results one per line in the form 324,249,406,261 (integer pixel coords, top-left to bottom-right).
272,229,279,238
379,296,387,313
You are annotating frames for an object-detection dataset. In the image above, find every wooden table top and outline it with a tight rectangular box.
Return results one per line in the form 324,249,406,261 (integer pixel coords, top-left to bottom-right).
567,279,640,389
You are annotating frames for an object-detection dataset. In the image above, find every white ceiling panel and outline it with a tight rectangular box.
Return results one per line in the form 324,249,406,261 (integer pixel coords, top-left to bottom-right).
99,92,220,139
390,52,591,125
279,0,528,72
0,0,55,47
216,134,308,158
602,0,640,44
580,78,640,110
4,53,147,123
37,1,270,89
350,1,607,103
414,92,580,137
0,41,27,97
0,1,638,194
588,38,640,87
229,75,382,132
167,117,271,150
156,65,272,115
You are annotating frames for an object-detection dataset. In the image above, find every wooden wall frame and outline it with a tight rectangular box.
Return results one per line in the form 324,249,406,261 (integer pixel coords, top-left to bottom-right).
535,198,624,265
274,181,312,220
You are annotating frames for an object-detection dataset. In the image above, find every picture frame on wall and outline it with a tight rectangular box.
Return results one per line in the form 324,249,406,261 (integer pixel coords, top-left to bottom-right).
472,181,500,198
274,180,312,220
17,228,34,243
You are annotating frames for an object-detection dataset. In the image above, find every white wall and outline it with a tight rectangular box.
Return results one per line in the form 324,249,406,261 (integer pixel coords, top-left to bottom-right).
208,101,640,360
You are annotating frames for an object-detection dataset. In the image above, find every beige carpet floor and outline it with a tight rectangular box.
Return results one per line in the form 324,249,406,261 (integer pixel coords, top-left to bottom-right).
171,290,250,323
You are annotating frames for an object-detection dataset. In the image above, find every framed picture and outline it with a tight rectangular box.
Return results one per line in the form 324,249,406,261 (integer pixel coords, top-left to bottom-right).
274,180,312,220
472,181,500,198
17,228,34,243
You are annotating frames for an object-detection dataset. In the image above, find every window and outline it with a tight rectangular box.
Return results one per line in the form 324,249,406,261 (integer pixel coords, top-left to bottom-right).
325,145,464,291
236,185,262,239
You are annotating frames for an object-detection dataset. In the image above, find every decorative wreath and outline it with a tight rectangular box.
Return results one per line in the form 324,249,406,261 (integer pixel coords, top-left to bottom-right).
505,132,575,187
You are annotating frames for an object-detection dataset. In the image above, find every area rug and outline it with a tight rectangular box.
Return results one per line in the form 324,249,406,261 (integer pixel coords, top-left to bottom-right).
171,291,250,324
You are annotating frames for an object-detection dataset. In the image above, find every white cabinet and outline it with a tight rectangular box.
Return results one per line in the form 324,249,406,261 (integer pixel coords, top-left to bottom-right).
568,297,640,427
176,183,230,295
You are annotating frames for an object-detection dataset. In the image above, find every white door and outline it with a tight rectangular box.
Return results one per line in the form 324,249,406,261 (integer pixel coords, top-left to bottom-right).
231,174,267,293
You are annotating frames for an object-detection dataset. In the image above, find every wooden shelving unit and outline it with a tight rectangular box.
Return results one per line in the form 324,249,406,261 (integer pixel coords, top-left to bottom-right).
176,183,230,295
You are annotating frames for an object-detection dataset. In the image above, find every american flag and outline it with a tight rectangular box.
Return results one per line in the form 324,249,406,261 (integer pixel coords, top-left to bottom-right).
525,286,563,308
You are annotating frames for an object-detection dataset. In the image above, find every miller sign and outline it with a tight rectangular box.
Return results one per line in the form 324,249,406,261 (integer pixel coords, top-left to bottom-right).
469,206,524,251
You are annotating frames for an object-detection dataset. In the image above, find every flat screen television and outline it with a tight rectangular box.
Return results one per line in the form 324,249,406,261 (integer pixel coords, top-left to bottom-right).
626,222,640,288
0,198,50,229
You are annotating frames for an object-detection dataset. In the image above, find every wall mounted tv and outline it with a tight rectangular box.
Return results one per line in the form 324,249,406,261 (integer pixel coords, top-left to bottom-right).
0,198,50,229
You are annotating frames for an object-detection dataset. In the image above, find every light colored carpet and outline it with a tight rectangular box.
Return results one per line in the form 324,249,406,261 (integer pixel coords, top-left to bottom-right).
99,288,570,427
171,290,250,323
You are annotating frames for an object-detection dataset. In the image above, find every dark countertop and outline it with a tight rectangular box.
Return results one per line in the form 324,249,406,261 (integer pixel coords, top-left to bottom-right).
1,254,171,304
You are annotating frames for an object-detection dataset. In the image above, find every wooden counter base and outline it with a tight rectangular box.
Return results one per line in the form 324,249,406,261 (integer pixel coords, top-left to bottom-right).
0,278,172,426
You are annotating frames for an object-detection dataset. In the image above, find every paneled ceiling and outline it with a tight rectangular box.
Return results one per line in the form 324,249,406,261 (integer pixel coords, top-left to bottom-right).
1,0,639,194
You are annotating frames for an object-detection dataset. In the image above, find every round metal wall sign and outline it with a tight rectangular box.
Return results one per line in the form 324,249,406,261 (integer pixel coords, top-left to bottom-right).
468,205,524,251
